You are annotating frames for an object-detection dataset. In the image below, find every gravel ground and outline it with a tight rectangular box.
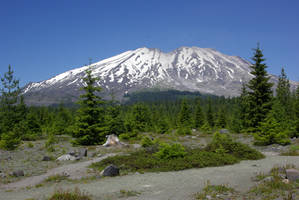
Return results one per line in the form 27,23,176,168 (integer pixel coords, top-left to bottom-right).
0,155,298,200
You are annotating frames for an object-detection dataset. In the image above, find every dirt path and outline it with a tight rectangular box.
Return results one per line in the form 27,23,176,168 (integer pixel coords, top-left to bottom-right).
0,155,298,200
0,153,116,191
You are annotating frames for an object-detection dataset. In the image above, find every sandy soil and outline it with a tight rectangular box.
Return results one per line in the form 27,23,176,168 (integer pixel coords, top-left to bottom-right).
0,154,298,200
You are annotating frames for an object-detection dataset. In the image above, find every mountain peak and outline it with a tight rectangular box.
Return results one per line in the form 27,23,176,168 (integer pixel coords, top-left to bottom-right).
22,46,298,106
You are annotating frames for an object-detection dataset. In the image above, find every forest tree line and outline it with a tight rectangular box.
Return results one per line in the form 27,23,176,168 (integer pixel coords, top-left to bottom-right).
0,45,299,150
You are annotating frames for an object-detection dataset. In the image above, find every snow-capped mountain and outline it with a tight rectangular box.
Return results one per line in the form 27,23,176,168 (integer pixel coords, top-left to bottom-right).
22,46,298,105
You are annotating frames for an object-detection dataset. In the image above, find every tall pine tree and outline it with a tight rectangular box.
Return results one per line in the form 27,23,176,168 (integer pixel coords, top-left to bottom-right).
72,66,106,145
206,98,214,128
247,45,273,129
194,98,205,129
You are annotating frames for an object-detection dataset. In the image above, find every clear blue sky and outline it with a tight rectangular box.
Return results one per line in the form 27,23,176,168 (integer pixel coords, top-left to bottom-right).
1,0,299,87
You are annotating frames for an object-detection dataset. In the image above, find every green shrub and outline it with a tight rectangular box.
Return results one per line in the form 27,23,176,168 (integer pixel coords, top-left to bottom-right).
90,147,238,173
45,133,57,152
48,188,91,200
141,136,154,147
154,143,187,160
119,130,138,140
0,131,21,150
176,127,191,135
206,132,264,160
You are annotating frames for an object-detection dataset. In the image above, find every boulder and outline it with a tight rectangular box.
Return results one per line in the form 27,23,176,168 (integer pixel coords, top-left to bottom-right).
42,156,52,161
78,148,88,157
12,170,24,177
68,151,76,156
103,134,125,147
0,172,6,178
286,168,299,182
101,165,119,177
219,129,229,134
56,154,76,161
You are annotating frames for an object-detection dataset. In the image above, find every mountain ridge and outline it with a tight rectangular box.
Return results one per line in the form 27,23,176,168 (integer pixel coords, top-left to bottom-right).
22,46,298,106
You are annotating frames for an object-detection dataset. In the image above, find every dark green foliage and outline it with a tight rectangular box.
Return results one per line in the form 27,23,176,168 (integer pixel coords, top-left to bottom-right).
206,132,265,160
106,104,125,135
216,107,227,128
194,98,205,129
48,188,91,200
178,99,192,128
131,103,151,132
0,131,20,150
52,103,73,135
254,104,291,146
91,148,238,173
141,136,154,147
276,68,291,110
295,87,299,135
247,45,273,128
154,143,187,160
206,98,214,128
0,65,24,149
239,83,250,130
72,67,107,145
91,134,263,173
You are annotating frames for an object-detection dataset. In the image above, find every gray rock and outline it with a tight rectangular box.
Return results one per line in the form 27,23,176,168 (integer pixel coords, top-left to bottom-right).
42,156,52,161
102,165,119,177
0,172,6,178
56,154,76,161
132,144,141,149
78,148,87,157
219,129,229,134
286,168,299,181
68,151,76,156
12,170,24,177
261,176,274,183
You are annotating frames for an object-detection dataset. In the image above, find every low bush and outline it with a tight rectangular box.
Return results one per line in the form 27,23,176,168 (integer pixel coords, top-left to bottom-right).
154,143,187,160
206,132,265,160
48,188,91,200
141,136,154,147
0,131,21,150
176,127,191,135
91,134,263,174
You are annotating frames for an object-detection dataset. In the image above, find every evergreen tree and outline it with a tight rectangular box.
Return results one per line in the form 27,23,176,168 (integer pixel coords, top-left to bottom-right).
72,66,106,145
276,67,291,107
0,65,23,135
295,86,299,135
206,98,214,128
131,103,151,132
254,101,290,145
216,107,226,128
106,104,125,135
239,83,250,129
194,98,205,129
247,45,273,129
178,99,191,128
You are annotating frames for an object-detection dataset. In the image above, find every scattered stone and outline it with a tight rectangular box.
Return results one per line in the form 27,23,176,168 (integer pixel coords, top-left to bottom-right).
286,168,299,182
282,179,289,184
101,164,120,177
78,148,88,157
191,136,197,139
132,144,141,149
261,176,274,183
56,154,76,161
0,172,6,178
11,170,24,177
61,171,70,177
103,134,126,147
68,151,76,156
219,129,229,134
42,156,52,161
